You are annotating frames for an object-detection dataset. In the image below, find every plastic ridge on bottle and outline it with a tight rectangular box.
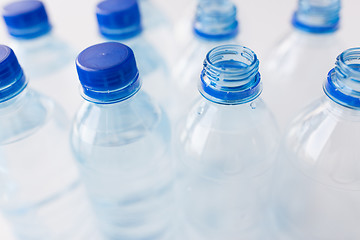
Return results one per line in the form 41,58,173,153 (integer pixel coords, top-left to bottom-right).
324,48,360,108
199,45,261,104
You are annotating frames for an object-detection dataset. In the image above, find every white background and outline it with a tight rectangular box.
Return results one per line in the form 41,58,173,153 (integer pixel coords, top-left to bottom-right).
0,0,359,239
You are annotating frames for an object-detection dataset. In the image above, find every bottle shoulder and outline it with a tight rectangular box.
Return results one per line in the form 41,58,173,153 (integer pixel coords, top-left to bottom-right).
283,98,360,190
0,89,68,145
176,98,280,180
72,91,170,147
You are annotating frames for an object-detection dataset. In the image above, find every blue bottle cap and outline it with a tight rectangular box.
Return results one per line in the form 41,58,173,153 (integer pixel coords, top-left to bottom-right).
96,0,142,40
0,45,27,103
76,42,141,104
2,0,51,39
199,45,261,105
193,0,239,41
292,0,340,34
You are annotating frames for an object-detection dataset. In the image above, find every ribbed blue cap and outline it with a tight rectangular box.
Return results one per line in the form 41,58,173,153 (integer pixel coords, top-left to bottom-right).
0,45,27,103
76,42,141,104
193,0,239,41
96,0,142,40
2,0,51,39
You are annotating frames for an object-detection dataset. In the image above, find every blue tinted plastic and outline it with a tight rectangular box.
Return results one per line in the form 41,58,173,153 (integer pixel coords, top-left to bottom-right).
199,45,262,105
292,0,340,34
2,0,51,39
96,0,142,39
324,48,360,109
0,45,27,103
76,42,141,104
193,0,239,41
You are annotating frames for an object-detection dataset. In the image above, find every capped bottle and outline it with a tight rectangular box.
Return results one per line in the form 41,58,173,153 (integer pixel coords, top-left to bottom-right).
95,0,170,112
71,42,174,240
272,47,360,239
263,0,345,130
175,45,279,240
0,45,100,240
2,0,80,117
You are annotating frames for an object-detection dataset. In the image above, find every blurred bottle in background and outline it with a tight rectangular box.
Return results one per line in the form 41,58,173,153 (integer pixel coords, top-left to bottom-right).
95,0,172,115
175,45,279,240
172,0,240,119
262,0,345,130
71,42,175,240
2,0,81,117
0,45,100,240
271,47,360,239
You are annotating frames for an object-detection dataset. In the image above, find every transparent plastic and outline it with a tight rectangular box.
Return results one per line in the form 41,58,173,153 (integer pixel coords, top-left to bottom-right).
175,45,279,240
262,0,344,130
0,88,100,240
271,48,360,239
71,90,175,240
172,0,240,119
10,33,80,117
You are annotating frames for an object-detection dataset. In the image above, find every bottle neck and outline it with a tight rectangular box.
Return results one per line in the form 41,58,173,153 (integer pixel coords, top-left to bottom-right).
199,45,261,105
0,88,29,113
193,0,239,41
292,0,340,34
324,48,360,110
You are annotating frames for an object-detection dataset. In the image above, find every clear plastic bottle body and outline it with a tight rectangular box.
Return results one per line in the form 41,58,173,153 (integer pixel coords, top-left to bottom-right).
10,33,80,118
262,29,345,129
10,33,74,79
71,90,175,240
271,97,360,239
0,89,99,240
175,97,279,240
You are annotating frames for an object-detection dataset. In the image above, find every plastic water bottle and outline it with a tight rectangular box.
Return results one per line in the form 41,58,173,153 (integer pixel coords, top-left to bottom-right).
172,0,240,117
175,45,280,240
0,45,100,239
271,47,360,239
2,0,80,117
71,42,174,240
95,0,171,112
262,0,345,130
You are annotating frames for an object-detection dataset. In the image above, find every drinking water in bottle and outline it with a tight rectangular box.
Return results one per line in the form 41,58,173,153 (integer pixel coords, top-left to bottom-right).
172,0,240,117
0,45,100,240
71,42,175,240
271,47,360,240
175,45,279,240
2,0,80,117
262,0,345,130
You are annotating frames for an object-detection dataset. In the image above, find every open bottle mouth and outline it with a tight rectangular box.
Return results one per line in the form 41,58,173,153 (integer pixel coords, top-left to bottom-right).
324,48,360,109
199,45,262,105
292,0,340,34
193,0,239,41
